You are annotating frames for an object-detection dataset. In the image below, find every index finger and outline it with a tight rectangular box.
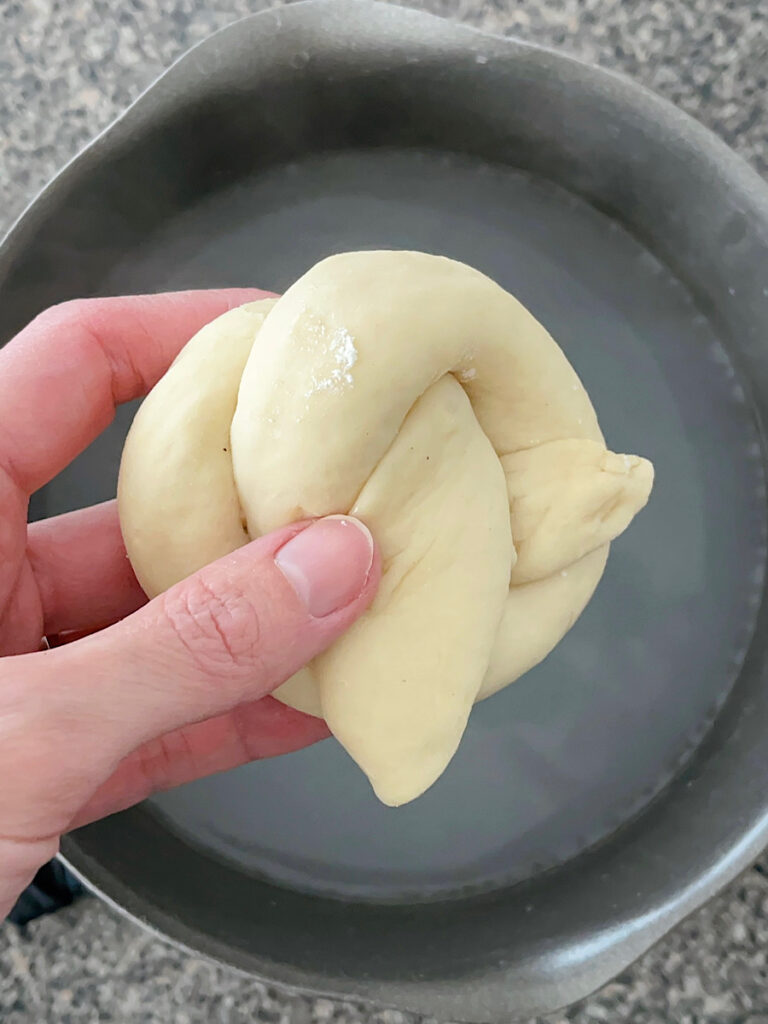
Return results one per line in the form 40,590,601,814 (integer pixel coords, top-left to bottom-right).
0,289,271,495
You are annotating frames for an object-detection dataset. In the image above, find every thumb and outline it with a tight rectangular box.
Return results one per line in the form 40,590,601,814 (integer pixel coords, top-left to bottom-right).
55,516,378,751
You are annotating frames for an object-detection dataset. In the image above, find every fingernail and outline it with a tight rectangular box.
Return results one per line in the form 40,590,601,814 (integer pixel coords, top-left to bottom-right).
275,516,375,618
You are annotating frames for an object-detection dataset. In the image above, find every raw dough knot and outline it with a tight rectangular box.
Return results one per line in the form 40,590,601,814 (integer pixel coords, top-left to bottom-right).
118,251,653,805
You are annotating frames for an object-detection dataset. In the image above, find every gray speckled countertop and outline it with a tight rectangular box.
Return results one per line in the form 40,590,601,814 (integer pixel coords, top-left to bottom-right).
1,1,768,1022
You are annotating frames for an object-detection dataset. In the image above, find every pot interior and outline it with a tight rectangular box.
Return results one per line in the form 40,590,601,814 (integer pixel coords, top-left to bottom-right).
37,146,764,900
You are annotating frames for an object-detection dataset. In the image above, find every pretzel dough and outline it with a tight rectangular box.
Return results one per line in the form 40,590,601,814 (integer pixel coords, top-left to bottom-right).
118,251,653,806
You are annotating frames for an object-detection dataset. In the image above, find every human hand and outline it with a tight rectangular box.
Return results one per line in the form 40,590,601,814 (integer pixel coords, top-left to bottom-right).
0,291,379,918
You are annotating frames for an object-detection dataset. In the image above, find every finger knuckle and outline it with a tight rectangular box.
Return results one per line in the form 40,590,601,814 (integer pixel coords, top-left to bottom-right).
31,298,94,331
134,727,196,795
161,573,264,677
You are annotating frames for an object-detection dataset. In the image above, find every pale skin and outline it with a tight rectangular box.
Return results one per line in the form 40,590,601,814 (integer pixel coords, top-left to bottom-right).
0,290,380,919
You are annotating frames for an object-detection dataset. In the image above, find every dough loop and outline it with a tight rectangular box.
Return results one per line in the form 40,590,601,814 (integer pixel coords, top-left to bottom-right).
118,251,654,806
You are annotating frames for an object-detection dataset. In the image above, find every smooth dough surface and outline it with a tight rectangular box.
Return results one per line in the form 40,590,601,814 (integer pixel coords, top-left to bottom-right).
118,251,654,806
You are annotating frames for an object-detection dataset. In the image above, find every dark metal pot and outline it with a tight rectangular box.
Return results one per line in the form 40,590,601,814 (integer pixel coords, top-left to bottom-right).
3,1,768,1018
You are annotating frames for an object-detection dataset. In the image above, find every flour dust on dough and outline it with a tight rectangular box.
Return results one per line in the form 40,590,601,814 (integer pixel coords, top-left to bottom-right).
118,251,654,806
